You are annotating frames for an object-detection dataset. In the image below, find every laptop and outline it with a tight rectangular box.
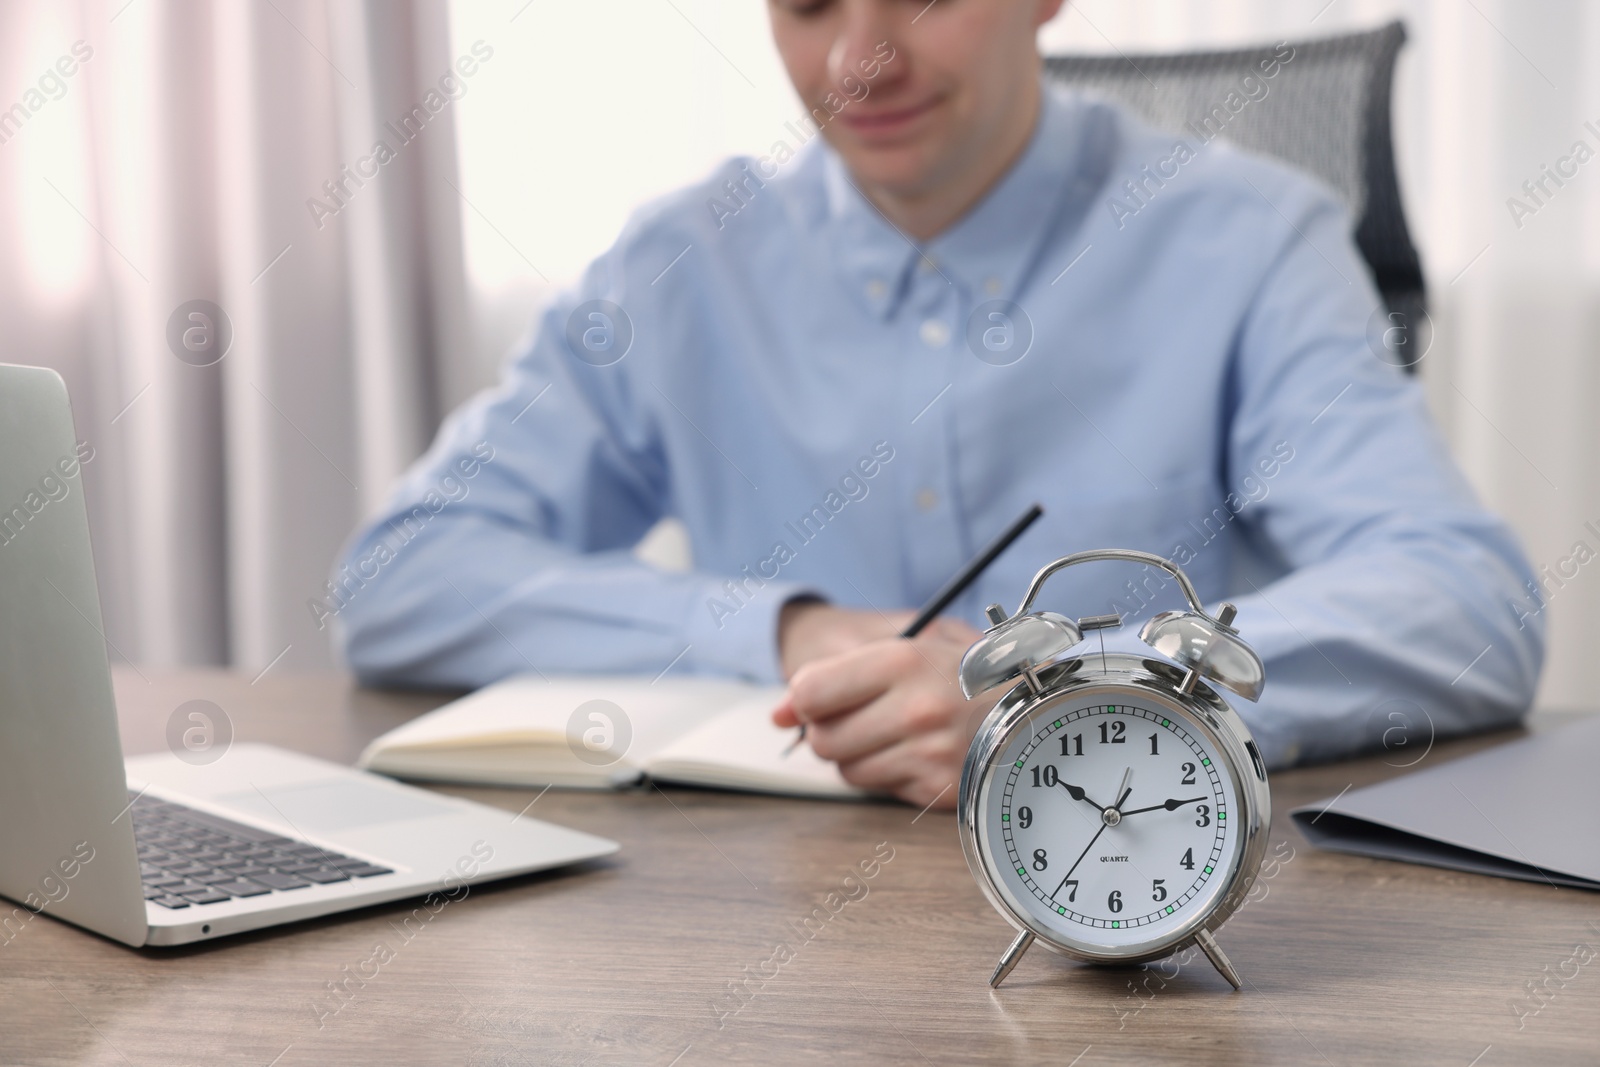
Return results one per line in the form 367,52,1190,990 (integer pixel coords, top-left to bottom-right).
0,363,617,947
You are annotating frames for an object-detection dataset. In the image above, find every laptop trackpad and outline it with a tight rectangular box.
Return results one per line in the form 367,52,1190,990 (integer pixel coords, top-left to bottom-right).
213,779,459,833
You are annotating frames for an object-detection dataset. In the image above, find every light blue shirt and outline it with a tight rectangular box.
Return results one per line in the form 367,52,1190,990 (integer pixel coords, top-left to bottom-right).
330,84,1543,769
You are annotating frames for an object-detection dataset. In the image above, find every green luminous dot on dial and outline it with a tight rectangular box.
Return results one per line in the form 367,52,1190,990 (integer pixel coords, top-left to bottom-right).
1202,758,1211,766
1001,814,1009,821
1016,760,1024,768
1204,865,1213,874
1218,812,1226,820
1057,906,1066,914
1111,921,1120,928
1165,906,1174,914
1161,719,1170,727
1018,868,1026,876
1054,720,1061,728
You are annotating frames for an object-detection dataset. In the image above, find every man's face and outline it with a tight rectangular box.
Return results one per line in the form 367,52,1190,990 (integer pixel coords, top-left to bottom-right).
768,0,1064,199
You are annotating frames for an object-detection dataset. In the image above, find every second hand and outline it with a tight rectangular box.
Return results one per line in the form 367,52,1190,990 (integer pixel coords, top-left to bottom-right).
1052,768,1133,899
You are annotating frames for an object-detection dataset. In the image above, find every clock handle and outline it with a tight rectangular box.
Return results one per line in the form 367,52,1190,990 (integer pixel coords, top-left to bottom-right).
1012,549,1210,620
989,930,1035,988
1195,929,1243,991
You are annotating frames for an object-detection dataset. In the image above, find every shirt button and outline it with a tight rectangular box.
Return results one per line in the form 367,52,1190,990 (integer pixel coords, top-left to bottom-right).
866,278,886,299
919,319,950,347
915,488,939,511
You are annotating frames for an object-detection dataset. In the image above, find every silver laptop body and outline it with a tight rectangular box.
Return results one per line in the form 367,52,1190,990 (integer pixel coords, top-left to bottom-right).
0,363,616,947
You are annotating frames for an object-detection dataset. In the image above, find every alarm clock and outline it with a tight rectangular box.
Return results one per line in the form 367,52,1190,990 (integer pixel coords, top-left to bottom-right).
956,548,1270,990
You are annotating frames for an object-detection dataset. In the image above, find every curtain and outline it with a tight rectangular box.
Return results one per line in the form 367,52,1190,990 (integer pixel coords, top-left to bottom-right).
0,0,467,673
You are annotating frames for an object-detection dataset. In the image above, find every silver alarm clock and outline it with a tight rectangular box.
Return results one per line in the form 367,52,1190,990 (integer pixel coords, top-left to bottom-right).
957,549,1271,990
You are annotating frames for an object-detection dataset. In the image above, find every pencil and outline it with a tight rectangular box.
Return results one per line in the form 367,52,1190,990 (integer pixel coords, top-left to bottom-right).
784,502,1045,755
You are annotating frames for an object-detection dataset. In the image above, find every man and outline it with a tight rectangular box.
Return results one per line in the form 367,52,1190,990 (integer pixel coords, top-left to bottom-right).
331,0,1543,809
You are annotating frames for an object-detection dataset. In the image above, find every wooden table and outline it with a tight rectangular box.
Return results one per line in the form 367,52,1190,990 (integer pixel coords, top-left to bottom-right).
4,669,1597,1066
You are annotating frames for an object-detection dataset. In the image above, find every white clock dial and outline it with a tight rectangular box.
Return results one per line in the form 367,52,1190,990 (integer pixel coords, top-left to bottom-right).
982,694,1242,950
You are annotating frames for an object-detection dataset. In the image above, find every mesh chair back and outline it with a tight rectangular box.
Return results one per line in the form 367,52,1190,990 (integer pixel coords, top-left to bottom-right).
1046,21,1424,368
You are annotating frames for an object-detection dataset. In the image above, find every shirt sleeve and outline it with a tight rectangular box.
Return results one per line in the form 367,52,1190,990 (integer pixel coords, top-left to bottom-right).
326,249,815,689
1216,179,1545,769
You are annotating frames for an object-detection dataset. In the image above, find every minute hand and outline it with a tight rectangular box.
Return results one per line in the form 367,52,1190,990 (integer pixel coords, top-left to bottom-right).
1119,796,1208,817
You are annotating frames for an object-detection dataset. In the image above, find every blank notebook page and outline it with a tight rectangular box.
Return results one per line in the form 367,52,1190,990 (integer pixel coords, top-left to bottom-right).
647,696,865,799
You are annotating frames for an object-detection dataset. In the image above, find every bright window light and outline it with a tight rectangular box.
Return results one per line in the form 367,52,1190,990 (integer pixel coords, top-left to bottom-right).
447,1,798,295
10,2,93,306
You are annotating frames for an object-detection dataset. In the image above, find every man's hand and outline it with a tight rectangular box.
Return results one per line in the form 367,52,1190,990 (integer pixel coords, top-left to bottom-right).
773,611,993,810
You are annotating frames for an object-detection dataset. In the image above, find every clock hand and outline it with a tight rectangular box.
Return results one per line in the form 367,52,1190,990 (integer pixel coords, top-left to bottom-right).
1055,779,1109,811
1056,766,1133,817
1051,821,1108,900
1119,796,1209,817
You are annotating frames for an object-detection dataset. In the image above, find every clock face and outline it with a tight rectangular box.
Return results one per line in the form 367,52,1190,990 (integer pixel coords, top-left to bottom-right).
979,689,1243,952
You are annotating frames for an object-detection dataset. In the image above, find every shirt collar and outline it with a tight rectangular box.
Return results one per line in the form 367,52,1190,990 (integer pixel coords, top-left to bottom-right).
822,82,1099,320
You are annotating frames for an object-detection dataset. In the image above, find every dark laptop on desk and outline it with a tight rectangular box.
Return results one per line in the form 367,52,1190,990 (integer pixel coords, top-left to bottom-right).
0,363,616,946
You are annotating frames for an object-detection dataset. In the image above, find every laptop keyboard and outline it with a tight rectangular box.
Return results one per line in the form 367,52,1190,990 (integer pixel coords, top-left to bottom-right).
130,792,393,909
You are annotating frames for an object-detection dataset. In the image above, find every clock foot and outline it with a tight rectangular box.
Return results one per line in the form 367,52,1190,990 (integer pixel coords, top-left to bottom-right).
989,931,1035,988
1195,929,1242,990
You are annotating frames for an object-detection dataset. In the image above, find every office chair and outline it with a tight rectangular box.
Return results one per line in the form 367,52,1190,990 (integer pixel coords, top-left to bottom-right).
1046,21,1425,372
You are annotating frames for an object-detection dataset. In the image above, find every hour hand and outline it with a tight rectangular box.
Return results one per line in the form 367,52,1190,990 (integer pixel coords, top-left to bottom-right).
1055,780,1106,810
1120,796,1208,817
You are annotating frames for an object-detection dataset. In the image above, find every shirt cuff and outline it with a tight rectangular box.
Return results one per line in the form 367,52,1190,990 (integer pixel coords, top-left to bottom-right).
683,577,822,685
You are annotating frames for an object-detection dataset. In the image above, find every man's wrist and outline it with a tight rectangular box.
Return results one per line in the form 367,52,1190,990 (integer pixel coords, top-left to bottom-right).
777,595,829,680
685,578,819,684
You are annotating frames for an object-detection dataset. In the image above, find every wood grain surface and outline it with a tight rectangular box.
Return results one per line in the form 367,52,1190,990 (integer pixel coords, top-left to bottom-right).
2,668,1596,1066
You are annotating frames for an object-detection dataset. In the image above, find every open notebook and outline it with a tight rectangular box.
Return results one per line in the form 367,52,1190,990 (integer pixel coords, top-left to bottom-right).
358,675,862,799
